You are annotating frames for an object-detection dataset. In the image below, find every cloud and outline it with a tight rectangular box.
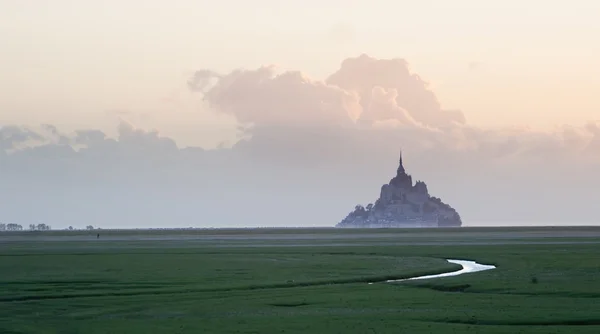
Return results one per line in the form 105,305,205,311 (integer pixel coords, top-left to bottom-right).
326,54,467,127
41,124,72,146
74,129,108,146
192,66,362,128
188,54,597,164
363,86,421,126
1,55,599,228
191,55,469,131
187,69,221,93
584,121,600,152
0,125,45,151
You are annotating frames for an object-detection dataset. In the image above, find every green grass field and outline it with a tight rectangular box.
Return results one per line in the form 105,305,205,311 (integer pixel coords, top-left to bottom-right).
1,227,599,333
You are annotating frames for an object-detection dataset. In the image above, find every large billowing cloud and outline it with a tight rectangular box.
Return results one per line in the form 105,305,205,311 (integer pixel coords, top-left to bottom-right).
326,54,466,127
1,55,599,229
189,54,463,130
189,54,597,163
189,66,362,127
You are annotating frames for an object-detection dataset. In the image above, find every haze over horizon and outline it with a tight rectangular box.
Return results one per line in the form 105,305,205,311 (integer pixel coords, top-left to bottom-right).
1,1,599,229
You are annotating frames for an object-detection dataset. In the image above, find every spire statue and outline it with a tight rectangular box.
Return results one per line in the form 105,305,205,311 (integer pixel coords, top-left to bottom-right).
397,149,406,175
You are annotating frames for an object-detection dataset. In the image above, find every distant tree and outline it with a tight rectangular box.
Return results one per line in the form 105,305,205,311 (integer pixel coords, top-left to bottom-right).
68,226,74,231
86,225,94,230
352,204,370,218
7,224,23,231
37,223,49,231
29,224,36,231
0,223,6,231
366,203,374,211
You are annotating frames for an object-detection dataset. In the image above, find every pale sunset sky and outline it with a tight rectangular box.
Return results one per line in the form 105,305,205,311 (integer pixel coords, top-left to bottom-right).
1,1,599,228
1,0,599,147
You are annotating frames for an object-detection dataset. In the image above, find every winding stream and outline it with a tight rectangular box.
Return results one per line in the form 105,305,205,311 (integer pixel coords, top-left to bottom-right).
370,259,496,284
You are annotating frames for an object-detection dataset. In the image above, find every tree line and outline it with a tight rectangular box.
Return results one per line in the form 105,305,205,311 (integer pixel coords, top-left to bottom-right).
0,223,24,231
0,223,51,231
0,223,98,231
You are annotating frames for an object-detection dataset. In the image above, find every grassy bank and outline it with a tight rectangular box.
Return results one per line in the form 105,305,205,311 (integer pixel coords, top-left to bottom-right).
0,228,599,333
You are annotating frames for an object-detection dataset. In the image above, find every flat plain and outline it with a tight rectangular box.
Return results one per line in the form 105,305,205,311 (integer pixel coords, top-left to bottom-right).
1,226,599,333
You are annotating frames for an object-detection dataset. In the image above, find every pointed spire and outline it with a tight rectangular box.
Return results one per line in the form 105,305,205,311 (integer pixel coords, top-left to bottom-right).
397,149,405,175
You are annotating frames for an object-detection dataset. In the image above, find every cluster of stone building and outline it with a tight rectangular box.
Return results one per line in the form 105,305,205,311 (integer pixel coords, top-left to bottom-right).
336,152,462,228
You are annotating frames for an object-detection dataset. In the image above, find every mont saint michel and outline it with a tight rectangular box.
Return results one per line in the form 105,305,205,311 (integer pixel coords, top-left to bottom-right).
336,152,462,228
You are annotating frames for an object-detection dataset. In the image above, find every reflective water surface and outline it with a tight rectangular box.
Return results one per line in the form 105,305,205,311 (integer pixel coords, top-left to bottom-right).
385,259,496,283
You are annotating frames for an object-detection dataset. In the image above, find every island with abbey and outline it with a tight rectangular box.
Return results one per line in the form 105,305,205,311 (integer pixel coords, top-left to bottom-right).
336,152,462,228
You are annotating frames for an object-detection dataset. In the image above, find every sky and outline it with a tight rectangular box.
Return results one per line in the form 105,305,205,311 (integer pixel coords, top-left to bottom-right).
1,1,599,228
